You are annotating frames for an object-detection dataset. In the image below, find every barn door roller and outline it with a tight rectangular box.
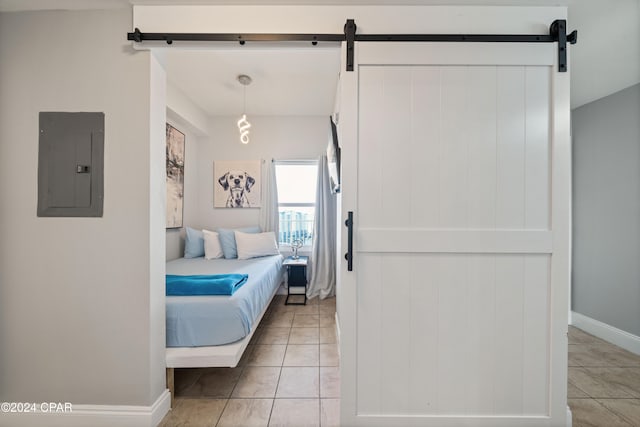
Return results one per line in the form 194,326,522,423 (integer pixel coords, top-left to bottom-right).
127,19,577,72
343,19,577,73
550,19,578,72
344,19,357,72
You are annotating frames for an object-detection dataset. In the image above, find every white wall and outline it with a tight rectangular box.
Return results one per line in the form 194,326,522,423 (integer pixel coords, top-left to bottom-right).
165,115,204,261
0,8,165,409
149,52,168,404
193,115,329,231
167,81,209,135
568,0,640,108
134,5,564,35
165,82,209,260
164,112,328,260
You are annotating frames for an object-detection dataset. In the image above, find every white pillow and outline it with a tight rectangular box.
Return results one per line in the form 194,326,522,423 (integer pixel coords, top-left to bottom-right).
235,231,279,260
202,229,224,260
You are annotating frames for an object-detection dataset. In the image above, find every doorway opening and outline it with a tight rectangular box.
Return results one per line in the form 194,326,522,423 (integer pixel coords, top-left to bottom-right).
158,44,343,424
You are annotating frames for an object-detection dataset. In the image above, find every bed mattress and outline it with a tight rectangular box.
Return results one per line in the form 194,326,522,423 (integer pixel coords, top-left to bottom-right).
166,254,284,347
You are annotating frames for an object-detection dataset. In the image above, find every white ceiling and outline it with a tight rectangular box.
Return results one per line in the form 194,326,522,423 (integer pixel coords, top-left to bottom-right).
165,47,341,116
1,0,638,114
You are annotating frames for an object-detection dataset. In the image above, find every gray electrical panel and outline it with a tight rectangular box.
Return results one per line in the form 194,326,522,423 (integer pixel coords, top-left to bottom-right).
37,112,104,217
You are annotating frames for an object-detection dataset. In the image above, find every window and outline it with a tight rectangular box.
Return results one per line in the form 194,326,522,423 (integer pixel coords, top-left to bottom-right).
275,160,318,247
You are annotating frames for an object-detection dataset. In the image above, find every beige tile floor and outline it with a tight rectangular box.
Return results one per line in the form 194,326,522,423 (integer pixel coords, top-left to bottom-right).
160,294,339,427
160,298,640,426
568,326,640,427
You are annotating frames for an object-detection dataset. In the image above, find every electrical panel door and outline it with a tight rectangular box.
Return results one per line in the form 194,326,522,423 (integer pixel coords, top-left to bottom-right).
37,112,104,217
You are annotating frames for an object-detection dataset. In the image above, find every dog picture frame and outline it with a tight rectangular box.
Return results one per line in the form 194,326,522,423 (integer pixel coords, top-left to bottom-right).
214,160,262,208
166,123,185,228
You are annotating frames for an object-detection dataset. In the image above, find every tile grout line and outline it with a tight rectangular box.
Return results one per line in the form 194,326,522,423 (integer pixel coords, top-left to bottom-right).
227,352,252,399
213,396,232,427
590,398,636,427
266,299,288,427
266,369,281,427
593,397,640,426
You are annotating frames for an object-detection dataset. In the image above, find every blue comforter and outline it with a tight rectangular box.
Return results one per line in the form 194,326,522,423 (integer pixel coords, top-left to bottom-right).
166,255,284,347
166,274,248,296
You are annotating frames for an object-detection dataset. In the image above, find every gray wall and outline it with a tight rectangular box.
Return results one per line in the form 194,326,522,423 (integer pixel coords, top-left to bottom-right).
0,8,166,406
572,83,640,336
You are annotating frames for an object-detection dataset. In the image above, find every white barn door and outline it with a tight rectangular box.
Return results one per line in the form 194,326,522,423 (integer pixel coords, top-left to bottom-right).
339,42,571,427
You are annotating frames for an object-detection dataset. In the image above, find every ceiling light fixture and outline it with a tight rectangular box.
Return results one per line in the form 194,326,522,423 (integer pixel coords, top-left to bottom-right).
237,74,252,145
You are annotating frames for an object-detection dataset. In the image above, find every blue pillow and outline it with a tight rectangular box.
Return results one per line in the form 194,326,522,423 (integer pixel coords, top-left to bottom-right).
217,226,261,259
184,227,205,258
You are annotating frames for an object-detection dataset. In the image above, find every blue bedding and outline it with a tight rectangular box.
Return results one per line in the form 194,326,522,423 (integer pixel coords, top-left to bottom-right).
165,255,284,347
166,274,248,296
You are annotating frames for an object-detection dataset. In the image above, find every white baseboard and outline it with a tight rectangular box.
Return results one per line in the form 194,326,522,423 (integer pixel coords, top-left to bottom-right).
571,311,640,355
151,389,172,426
567,405,572,427
0,389,171,427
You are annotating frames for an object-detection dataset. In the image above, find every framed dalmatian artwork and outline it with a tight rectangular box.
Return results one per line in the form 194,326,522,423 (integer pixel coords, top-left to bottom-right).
214,160,262,208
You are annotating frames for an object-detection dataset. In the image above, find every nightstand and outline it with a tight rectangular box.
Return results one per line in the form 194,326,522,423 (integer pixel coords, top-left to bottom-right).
283,256,308,305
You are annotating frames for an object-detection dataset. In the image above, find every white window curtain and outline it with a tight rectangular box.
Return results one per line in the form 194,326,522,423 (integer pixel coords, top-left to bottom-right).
308,155,336,299
259,159,279,237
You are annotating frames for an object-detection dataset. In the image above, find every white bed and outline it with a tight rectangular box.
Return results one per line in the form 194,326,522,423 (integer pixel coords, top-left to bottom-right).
164,254,284,401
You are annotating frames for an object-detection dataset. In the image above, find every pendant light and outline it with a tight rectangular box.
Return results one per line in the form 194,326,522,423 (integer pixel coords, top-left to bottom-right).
237,74,252,144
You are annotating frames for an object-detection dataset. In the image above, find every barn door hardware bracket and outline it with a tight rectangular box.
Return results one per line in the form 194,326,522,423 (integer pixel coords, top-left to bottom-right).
344,19,357,72
550,19,577,72
131,27,142,43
